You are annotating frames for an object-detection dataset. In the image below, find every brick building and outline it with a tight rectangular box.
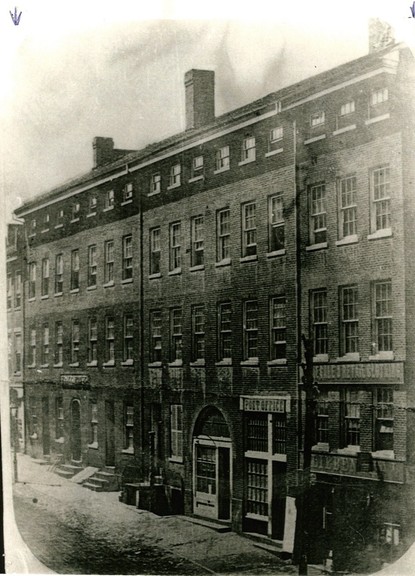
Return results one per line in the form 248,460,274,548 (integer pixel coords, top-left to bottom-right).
10,29,415,572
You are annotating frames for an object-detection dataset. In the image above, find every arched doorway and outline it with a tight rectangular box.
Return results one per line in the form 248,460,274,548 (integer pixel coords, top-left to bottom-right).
193,406,232,521
71,400,82,461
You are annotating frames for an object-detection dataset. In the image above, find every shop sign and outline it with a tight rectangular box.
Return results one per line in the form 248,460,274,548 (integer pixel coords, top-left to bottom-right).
240,395,290,413
313,362,403,383
61,374,90,389
311,453,405,483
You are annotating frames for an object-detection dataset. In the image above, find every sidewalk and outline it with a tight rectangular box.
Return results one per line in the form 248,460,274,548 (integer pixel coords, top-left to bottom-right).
11,454,326,575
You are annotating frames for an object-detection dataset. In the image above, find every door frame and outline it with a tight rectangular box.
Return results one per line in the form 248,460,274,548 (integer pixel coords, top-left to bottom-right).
105,400,115,466
70,399,82,462
41,396,50,456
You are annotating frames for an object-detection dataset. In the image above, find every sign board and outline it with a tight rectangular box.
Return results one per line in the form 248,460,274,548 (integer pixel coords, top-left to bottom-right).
313,362,404,384
61,374,90,389
240,395,290,413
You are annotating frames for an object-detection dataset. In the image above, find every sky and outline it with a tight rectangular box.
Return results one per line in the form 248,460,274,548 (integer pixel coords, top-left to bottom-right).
1,0,414,221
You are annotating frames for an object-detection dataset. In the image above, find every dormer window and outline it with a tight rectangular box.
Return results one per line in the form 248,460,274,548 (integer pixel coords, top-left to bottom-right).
123,183,133,202
311,111,325,127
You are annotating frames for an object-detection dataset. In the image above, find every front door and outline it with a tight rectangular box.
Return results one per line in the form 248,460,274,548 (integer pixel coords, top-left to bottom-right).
105,401,115,466
42,397,50,456
194,440,231,520
71,400,82,461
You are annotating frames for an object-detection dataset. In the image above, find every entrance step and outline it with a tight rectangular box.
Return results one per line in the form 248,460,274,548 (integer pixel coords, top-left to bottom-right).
31,458,51,466
82,467,120,492
178,515,231,533
55,463,83,479
70,466,99,484
244,532,284,555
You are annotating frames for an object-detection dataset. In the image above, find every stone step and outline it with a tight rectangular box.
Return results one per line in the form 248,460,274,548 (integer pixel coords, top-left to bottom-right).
55,469,75,478
82,481,105,492
178,515,231,533
70,467,99,484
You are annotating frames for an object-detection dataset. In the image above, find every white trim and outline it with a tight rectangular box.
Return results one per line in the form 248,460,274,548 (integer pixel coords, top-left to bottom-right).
265,148,283,157
333,124,356,136
367,228,392,241
365,113,390,125
266,249,286,258
336,235,359,246
304,134,326,145
306,242,328,252
188,175,204,183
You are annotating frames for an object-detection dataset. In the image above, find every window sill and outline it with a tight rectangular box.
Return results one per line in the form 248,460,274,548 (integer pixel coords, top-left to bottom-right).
240,254,258,263
87,361,98,367
27,364,36,369
54,292,63,298
304,134,326,145
148,362,162,368
168,360,183,368
371,450,395,460
103,361,115,368
121,360,134,366
167,183,181,191
336,235,359,246
40,364,49,368
333,124,356,136
88,442,99,450
121,200,133,206
28,297,36,302
189,264,204,272
41,229,49,234
337,446,360,455
266,249,286,258
267,359,287,366
55,437,64,444
54,224,64,229
240,359,259,367
148,190,161,197
215,359,232,366
69,362,80,367
306,242,328,252
336,353,360,362
103,281,115,288
54,363,63,368
367,228,392,241
122,448,134,455
121,277,133,284
87,285,97,291
86,212,96,218
365,113,390,125
103,206,114,212
312,443,329,453
14,306,22,311
369,352,394,361
168,456,183,464
190,360,206,367
245,512,268,522
28,233,36,238
70,218,80,223
168,268,181,276
214,166,230,175
313,354,329,363
265,148,283,157
149,273,162,279
238,157,256,166
14,371,22,377
41,295,49,300
188,175,204,183
70,288,79,294
215,258,231,268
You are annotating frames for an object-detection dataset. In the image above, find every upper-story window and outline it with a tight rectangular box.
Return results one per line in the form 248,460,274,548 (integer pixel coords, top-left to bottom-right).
341,285,359,356
270,297,287,360
88,245,97,287
105,317,115,364
242,202,257,257
89,195,97,214
71,249,80,290
55,254,63,294
241,137,256,163
344,389,360,448
30,219,37,235
150,310,162,363
243,300,258,361
150,228,161,275
150,173,161,195
216,146,230,172
29,328,36,366
71,202,80,221
55,321,63,366
170,308,182,362
123,183,133,202
375,388,393,452
56,209,64,227
14,333,22,373
309,183,327,245
310,111,325,127
42,213,50,230
191,216,204,267
122,235,133,280
371,166,391,233
7,273,12,309
373,280,393,354
338,176,357,239
217,208,230,262
14,271,21,308
170,404,183,460
340,100,355,116
191,305,205,361
169,164,181,188
270,126,283,143
218,302,232,361
123,315,134,363
311,289,328,356
192,156,204,178
371,87,388,106
88,318,98,364
269,193,285,252
71,320,80,364
104,240,114,284
105,189,114,210
42,324,49,366
169,222,182,272
41,258,50,297
28,262,36,299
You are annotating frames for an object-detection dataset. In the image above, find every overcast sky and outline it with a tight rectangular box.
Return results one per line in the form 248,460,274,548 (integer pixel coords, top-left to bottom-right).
1,0,413,220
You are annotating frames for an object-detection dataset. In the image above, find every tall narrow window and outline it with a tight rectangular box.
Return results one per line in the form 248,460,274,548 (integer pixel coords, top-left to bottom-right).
246,460,268,517
192,156,204,178
55,321,63,365
122,235,133,280
7,274,12,309
216,146,230,171
150,173,161,195
29,328,36,366
242,202,257,257
270,297,286,360
55,254,63,294
243,300,258,360
71,202,80,221
29,262,36,299
311,111,325,127
104,240,114,284
269,194,285,252
217,208,230,261
316,392,329,444
71,320,80,364
42,324,49,365
56,209,64,227
123,315,133,363
123,183,133,202
273,413,287,455
124,404,134,450
170,404,183,460
344,390,360,447
340,100,355,116
311,289,328,356
89,195,97,214
246,413,268,452
192,305,205,361
41,258,49,297
169,164,181,187
270,126,283,147
241,137,256,162
88,245,97,287
370,88,388,106
170,308,182,362
55,398,64,440
375,388,394,451
150,228,161,275
14,271,21,308
169,222,181,271
88,318,97,364
191,216,204,267
374,281,393,353
310,184,327,244
71,249,80,290
30,219,37,234
42,212,49,230
341,286,359,355
150,311,162,363
14,333,22,373
90,402,98,445
105,189,114,210
339,176,357,239
105,317,115,364
371,166,391,232
218,302,232,361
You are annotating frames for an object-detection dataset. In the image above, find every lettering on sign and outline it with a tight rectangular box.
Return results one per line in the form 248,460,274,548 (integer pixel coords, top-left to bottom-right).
311,453,404,484
241,396,290,413
313,362,403,383
61,374,90,389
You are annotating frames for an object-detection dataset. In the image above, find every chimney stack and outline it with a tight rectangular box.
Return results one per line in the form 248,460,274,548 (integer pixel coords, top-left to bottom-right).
93,137,115,168
368,18,394,53
185,69,215,130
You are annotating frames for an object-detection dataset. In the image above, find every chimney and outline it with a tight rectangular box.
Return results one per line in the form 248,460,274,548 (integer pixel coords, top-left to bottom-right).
185,69,215,130
93,136,115,168
368,18,394,53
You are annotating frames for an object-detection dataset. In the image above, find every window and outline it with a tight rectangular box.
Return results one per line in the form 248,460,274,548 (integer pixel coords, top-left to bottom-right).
88,245,97,287
28,396,38,437
29,328,36,366
150,173,161,195
30,219,36,234
374,281,393,353
123,315,133,362
124,405,134,450
242,202,257,257
311,289,328,356
105,317,115,364
150,310,162,363
241,137,256,162
28,262,36,299
310,184,327,244
371,166,391,232
269,194,285,252
375,388,393,452
7,274,12,309
43,213,50,230
71,320,80,364
150,228,161,275
217,208,230,261
218,302,232,361
42,324,49,365
169,164,181,187
170,308,182,362
55,254,63,294
123,182,133,202
311,111,325,127
339,176,357,238
316,397,329,444
105,189,115,210
270,126,283,143
246,460,268,517
192,305,205,361
341,286,359,355
122,235,133,280
379,523,400,549
371,88,388,106
273,414,287,454
216,146,230,171
169,222,181,271
243,300,258,360
340,101,355,116
55,321,63,365
14,333,22,373
88,318,97,364
89,195,97,213
191,216,204,267
170,404,183,459
344,390,360,447
71,202,80,221
192,156,204,177
56,209,64,226
41,258,49,297
270,297,286,360
71,250,80,290
104,240,114,284
55,398,64,439
14,271,21,308
90,402,98,445
246,414,268,452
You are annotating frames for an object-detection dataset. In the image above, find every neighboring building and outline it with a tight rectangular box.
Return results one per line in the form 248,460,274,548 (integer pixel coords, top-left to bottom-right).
10,28,415,573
